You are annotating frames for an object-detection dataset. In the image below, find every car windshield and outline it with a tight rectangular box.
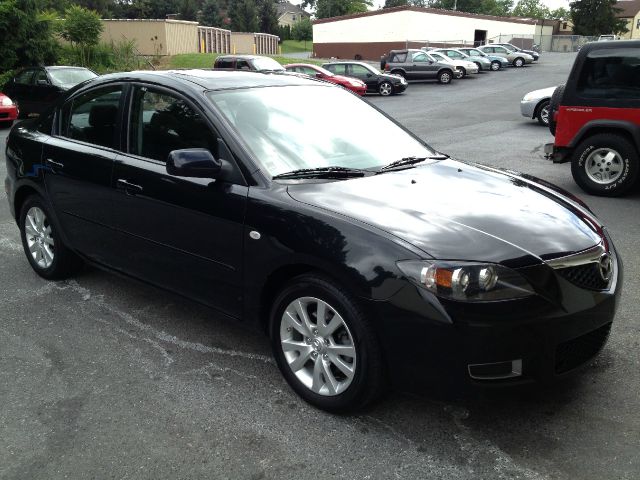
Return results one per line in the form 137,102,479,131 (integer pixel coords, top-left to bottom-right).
47,68,97,87
252,57,285,71
432,54,452,63
207,85,435,177
468,49,484,56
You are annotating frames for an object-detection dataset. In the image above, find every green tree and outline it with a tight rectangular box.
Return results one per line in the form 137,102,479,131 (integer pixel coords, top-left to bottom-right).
199,0,223,25
0,0,58,72
570,0,628,35
384,0,408,7
308,0,371,19
180,0,199,20
61,5,104,66
428,0,512,16
229,0,258,31
257,0,278,33
291,17,312,41
512,0,549,18
549,7,569,19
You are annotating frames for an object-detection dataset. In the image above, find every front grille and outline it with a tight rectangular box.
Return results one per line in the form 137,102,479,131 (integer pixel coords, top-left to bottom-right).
0,112,8,119
556,263,608,290
555,323,611,374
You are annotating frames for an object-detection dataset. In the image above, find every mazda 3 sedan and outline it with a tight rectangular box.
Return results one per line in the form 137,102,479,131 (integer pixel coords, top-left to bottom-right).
5,70,622,412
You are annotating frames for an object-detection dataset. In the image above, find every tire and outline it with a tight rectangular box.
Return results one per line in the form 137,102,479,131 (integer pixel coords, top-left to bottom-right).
438,69,453,84
474,62,482,71
390,69,405,78
571,133,639,197
270,274,385,413
548,84,565,136
378,81,393,96
513,57,524,67
536,99,550,126
490,61,500,71
458,67,467,77
19,195,82,279
0,120,13,129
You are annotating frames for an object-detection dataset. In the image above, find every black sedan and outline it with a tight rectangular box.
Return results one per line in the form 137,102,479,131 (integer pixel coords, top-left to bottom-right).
322,61,407,96
2,66,97,117
5,70,621,412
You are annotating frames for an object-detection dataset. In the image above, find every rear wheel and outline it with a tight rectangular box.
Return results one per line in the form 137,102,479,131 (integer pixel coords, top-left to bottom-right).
536,99,550,126
571,133,639,197
19,195,82,279
438,69,453,84
378,81,393,96
513,57,525,67
270,274,385,412
548,85,565,135
490,61,500,71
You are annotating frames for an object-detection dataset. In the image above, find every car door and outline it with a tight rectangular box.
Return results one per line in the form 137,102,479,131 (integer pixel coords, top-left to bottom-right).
110,85,248,318
412,52,438,79
6,69,36,114
42,83,124,262
348,64,378,90
31,69,62,115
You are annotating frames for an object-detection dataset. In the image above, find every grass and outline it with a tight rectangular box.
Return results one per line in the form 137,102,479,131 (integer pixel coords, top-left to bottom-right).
280,39,313,53
166,53,322,70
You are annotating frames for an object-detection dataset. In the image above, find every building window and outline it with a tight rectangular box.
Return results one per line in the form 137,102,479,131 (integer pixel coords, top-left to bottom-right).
637,19,640,29
562,22,568,30
292,14,296,21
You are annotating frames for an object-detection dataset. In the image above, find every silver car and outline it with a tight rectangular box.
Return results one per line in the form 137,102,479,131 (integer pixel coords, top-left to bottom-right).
478,45,533,67
458,48,510,71
434,48,492,72
428,51,479,77
520,86,556,126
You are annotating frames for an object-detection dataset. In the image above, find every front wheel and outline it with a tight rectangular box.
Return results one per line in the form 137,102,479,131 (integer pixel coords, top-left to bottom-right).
513,57,524,67
19,195,82,279
458,67,467,77
270,274,385,412
536,99,550,126
490,61,501,71
474,62,482,71
438,70,453,84
571,133,639,197
378,81,393,96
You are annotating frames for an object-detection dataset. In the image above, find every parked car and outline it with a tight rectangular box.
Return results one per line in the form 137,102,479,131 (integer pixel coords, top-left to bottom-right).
380,49,461,84
491,43,540,62
0,93,18,127
5,69,622,412
322,61,407,95
520,86,555,126
545,40,640,196
2,66,97,117
213,55,286,72
458,47,509,71
434,48,492,72
598,35,619,41
478,45,533,67
284,63,367,95
428,51,479,77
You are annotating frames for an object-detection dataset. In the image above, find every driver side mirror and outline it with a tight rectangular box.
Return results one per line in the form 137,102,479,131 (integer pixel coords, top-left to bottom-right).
167,148,226,179
37,79,49,86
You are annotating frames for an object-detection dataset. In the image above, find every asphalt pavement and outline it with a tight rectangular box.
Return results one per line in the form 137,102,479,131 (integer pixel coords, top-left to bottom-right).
1,52,639,480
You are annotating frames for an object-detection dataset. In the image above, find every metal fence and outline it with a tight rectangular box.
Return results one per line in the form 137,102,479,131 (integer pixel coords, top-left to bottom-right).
407,34,600,53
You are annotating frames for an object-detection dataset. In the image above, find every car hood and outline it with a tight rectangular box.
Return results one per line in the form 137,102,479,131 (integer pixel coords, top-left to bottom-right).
381,72,404,82
286,159,602,265
525,86,556,99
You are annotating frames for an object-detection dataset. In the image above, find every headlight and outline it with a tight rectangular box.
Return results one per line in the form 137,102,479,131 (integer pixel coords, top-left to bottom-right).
349,80,364,87
397,260,535,301
522,92,537,101
1,97,13,106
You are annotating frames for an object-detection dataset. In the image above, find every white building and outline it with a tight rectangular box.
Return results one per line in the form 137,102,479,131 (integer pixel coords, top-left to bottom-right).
313,6,553,60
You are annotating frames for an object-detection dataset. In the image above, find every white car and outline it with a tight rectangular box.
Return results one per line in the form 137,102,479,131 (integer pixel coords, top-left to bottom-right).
428,51,479,77
520,86,556,126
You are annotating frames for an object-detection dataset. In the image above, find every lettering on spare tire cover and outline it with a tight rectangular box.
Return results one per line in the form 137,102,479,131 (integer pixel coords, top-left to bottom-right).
578,145,629,189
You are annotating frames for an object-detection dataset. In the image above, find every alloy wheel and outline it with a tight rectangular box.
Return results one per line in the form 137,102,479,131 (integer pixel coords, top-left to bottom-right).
514,58,524,67
25,206,55,269
280,296,357,396
379,82,393,96
584,148,624,185
539,103,550,125
491,62,500,71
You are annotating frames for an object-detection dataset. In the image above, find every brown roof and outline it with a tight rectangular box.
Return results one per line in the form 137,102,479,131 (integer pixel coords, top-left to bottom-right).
615,0,640,18
312,6,538,26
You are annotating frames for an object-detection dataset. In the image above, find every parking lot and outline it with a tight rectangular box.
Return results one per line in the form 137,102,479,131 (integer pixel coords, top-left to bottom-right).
1,52,639,480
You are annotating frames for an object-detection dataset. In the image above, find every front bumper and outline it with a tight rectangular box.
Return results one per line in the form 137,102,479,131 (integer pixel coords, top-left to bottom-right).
0,105,18,122
520,98,537,118
394,82,408,93
367,251,622,392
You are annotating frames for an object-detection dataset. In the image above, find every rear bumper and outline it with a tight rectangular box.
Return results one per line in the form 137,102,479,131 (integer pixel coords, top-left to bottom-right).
544,143,571,163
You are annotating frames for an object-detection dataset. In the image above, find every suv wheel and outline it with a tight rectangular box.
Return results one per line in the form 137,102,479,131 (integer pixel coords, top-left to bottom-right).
438,70,453,84
19,195,82,279
513,57,525,67
490,61,500,71
536,100,550,126
571,133,639,196
378,81,393,96
270,274,385,412
548,85,565,135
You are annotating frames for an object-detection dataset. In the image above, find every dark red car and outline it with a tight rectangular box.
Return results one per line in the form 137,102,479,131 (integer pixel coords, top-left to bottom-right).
546,40,640,196
284,63,367,95
0,93,18,127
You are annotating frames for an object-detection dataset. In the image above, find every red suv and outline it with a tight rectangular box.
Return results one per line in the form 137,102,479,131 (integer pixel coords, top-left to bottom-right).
545,40,640,196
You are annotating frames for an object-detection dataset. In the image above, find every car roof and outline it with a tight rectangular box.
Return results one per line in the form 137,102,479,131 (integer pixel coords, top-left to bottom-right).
44,66,94,71
285,63,320,69
215,55,265,60
323,61,372,67
580,39,640,54
87,69,319,92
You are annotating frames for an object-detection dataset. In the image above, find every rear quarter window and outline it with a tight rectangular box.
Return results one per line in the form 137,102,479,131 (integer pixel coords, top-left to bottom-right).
390,53,407,63
577,48,640,99
215,58,234,69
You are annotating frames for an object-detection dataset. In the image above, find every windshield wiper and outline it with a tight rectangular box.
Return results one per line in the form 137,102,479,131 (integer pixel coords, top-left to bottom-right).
272,166,368,180
378,154,448,172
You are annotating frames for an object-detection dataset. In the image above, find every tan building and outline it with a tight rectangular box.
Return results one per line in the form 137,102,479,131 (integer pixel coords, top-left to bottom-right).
101,19,199,55
276,1,311,27
229,32,280,54
616,0,640,39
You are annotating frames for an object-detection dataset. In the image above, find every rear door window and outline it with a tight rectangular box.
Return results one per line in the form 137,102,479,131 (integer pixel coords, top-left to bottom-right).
14,70,35,85
390,52,407,63
236,59,251,70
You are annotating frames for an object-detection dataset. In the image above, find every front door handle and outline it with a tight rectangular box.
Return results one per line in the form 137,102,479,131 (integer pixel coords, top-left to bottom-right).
116,179,144,194
45,158,64,169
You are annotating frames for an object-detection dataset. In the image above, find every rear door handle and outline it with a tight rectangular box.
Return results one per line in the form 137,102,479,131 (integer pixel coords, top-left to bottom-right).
116,179,144,194
45,158,64,169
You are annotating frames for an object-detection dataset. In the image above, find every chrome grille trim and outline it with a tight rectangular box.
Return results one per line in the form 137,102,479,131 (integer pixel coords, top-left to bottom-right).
545,241,605,270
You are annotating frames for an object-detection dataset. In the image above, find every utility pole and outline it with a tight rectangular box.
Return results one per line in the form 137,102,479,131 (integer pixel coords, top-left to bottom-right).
453,0,457,10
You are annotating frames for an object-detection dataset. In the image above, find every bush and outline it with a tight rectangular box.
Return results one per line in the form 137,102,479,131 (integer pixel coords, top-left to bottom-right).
60,5,104,67
0,70,15,90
